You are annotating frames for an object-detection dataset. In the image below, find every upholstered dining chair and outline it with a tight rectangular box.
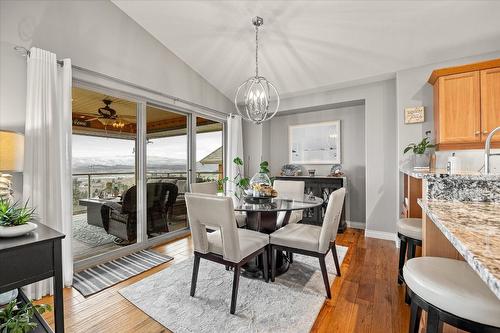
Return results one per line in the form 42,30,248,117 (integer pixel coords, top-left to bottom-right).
185,193,270,314
269,188,346,299
190,182,247,228
190,181,218,194
273,180,305,263
273,180,305,225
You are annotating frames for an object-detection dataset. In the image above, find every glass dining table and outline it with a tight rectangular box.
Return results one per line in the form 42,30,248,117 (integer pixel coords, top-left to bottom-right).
234,195,324,277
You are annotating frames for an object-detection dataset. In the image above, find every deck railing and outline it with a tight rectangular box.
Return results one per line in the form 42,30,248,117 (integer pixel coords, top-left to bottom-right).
72,171,222,214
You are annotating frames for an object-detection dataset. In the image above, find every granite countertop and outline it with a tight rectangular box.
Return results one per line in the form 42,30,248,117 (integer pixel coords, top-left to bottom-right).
400,165,500,181
418,198,500,299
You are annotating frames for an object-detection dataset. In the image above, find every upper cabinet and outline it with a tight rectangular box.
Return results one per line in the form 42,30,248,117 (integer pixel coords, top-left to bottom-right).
481,67,500,143
429,59,500,150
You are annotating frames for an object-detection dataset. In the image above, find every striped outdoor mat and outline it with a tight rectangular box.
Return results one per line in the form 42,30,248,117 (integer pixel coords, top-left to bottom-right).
73,250,173,297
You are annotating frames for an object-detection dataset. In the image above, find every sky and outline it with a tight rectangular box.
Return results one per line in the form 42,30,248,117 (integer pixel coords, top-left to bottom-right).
72,131,222,165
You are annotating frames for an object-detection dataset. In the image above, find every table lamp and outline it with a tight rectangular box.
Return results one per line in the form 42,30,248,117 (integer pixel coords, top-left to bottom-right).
0,131,24,202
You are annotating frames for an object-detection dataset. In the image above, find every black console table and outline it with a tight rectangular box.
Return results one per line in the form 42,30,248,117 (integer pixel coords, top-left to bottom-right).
274,176,347,232
0,223,65,333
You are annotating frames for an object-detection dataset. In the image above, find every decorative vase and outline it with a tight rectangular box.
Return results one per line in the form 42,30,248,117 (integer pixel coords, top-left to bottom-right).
413,153,431,169
250,172,271,187
250,172,271,197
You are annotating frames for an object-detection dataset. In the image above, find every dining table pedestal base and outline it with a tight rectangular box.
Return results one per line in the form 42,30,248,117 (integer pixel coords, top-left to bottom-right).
234,195,324,280
243,211,291,278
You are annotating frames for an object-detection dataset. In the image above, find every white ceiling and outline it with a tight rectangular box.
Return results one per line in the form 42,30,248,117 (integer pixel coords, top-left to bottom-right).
112,1,500,99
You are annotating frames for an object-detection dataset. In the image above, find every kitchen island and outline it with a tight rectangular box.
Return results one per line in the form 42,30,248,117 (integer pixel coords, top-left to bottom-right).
419,198,500,299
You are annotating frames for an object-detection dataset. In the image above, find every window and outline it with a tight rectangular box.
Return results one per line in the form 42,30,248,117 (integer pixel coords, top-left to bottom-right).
195,116,224,191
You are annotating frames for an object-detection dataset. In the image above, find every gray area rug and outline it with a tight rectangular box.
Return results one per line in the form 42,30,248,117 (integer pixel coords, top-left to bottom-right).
119,246,348,333
74,250,173,297
72,213,115,246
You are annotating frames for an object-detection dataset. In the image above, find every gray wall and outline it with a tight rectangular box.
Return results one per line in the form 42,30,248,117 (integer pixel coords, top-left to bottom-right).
0,0,233,199
268,105,366,224
246,79,397,236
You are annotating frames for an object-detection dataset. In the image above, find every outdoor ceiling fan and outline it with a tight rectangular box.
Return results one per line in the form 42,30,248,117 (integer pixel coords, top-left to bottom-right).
82,99,136,128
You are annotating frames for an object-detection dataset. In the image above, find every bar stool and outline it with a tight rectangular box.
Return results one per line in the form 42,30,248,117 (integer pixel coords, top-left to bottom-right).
397,218,422,285
404,257,500,333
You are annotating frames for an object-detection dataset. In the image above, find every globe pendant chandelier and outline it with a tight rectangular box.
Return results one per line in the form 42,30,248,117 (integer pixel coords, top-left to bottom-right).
234,16,279,124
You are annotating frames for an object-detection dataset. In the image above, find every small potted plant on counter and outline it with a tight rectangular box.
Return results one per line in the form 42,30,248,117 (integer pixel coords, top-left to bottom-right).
0,298,51,333
404,137,435,170
0,199,37,238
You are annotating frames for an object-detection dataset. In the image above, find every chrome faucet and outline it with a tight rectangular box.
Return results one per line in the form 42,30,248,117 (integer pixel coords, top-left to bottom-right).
484,126,500,174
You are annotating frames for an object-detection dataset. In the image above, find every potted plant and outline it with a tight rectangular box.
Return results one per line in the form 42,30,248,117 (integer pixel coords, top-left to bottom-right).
219,158,271,199
219,157,250,199
404,137,435,169
0,298,51,333
0,199,37,238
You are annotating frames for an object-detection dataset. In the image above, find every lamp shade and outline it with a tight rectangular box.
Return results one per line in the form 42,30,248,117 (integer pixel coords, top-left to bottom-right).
0,131,24,172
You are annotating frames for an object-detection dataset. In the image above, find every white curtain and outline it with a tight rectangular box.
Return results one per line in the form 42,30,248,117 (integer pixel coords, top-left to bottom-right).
225,115,244,198
23,48,73,299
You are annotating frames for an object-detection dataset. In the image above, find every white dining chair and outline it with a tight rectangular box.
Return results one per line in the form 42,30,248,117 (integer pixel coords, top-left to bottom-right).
270,188,346,299
190,181,218,195
273,180,305,225
273,180,305,263
190,182,247,227
185,193,270,314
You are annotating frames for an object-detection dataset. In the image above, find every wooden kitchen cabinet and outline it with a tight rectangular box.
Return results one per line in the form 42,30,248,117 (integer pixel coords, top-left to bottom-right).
429,58,500,150
402,174,422,219
481,67,500,143
435,71,481,145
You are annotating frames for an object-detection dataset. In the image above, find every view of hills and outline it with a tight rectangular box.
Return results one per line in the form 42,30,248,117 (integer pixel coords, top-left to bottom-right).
72,156,217,174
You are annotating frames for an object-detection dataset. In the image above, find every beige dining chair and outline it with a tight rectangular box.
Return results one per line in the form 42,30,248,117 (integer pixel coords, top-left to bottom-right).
190,181,218,195
185,193,270,314
190,182,247,228
273,180,305,263
273,180,305,225
270,188,346,299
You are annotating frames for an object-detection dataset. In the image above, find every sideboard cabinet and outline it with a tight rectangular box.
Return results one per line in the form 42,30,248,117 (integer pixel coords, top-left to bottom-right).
428,59,500,150
274,176,347,232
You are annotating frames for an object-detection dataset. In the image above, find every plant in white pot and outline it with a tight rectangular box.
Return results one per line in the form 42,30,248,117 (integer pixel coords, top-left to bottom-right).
404,137,435,169
0,199,37,310
0,199,37,238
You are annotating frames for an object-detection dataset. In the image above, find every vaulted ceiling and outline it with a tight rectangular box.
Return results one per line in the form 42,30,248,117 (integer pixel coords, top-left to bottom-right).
112,1,500,99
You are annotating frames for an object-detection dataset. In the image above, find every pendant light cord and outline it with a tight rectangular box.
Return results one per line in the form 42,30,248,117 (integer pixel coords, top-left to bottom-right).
255,25,259,78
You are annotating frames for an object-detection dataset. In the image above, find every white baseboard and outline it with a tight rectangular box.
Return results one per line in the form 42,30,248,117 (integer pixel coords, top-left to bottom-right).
346,220,365,229
365,229,399,248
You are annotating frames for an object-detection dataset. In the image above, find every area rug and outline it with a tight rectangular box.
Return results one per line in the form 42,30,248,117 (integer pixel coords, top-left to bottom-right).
119,246,348,333
72,213,115,246
73,250,173,297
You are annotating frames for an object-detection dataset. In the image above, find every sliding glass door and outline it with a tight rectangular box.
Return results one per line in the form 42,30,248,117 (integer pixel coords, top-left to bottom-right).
71,87,137,262
71,83,225,266
146,104,189,239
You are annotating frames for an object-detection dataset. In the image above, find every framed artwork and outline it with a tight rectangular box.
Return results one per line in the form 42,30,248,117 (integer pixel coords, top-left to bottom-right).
289,120,341,164
404,106,425,124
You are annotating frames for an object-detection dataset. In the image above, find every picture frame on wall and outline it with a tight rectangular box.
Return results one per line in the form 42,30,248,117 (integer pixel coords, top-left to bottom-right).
404,106,425,124
289,120,341,164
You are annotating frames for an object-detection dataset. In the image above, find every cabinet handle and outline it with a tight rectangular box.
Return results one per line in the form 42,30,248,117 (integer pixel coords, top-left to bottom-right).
483,130,489,134
474,131,481,135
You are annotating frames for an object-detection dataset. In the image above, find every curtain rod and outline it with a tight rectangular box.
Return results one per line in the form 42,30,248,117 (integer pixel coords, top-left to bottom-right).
13,45,229,118
14,46,64,66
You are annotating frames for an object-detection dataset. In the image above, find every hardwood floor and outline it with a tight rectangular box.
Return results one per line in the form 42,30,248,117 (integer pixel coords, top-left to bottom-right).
36,228,464,332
